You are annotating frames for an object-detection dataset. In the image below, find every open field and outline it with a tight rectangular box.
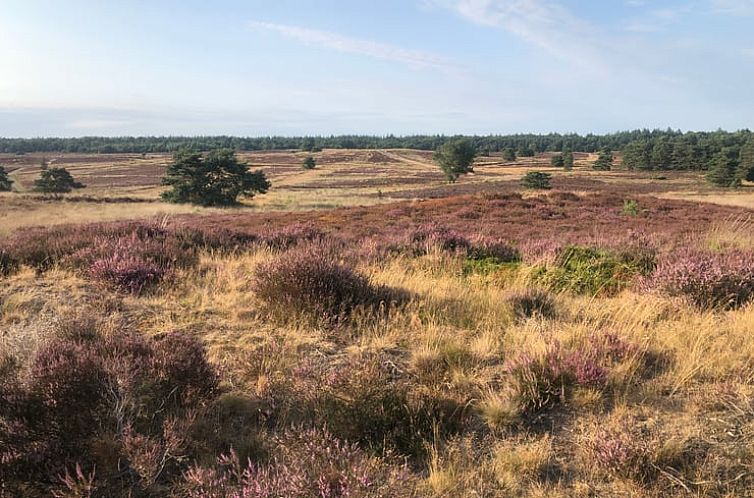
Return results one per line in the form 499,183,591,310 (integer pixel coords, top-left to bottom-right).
3,150,754,497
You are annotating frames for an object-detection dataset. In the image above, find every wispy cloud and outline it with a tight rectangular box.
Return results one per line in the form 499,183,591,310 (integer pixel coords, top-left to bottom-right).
429,0,607,72
249,21,454,71
709,0,754,16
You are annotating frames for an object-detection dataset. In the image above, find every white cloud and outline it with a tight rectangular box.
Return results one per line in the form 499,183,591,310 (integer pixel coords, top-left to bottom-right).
249,21,454,71
430,0,607,72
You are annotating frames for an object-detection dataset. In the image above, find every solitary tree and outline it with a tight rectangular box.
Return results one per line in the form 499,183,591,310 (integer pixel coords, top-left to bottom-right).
434,139,477,183
707,149,740,187
592,148,613,171
502,148,517,161
0,166,13,192
521,171,552,189
737,138,754,182
302,156,317,170
563,149,574,170
161,149,270,206
550,154,565,167
33,167,85,193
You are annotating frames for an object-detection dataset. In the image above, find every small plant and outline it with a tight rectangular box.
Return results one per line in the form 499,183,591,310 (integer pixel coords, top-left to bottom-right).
88,252,171,294
521,171,552,190
33,167,85,193
622,199,640,216
301,155,316,169
550,154,565,167
0,247,19,276
260,223,324,250
409,224,471,255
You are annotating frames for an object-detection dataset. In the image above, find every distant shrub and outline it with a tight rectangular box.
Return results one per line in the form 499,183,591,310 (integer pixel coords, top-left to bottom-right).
301,155,316,170
521,171,552,190
33,167,85,193
649,249,754,309
622,199,640,216
507,288,557,321
0,166,13,191
254,246,408,322
181,428,416,498
532,245,654,296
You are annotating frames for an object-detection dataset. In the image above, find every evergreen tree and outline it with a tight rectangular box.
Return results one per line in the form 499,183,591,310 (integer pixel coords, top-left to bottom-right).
563,149,574,170
301,137,316,152
521,171,552,189
502,148,516,161
592,148,613,171
737,138,754,182
433,139,476,183
161,149,270,206
650,137,673,169
706,149,740,187
550,154,565,167
33,167,85,193
0,166,12,192
302,156,317,170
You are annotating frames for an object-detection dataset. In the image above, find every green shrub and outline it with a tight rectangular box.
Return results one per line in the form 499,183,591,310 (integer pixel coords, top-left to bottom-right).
532,245,653,296
521,171,552,190
622,199,640,216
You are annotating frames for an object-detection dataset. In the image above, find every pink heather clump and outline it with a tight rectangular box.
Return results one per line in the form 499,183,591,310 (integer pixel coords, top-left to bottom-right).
88,252,170,295
408,224,471,255
648,249,754,309
260,223,325,250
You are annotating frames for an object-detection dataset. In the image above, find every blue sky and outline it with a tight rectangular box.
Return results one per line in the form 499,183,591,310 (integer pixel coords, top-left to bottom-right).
1,0,752,136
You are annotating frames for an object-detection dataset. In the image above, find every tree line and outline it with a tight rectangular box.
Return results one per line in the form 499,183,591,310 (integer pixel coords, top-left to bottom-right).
2,129,749,157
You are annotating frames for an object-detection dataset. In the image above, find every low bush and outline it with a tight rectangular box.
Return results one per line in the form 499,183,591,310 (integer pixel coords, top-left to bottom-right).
88,252,171,294
649,249,754,309
0,323,219,495
507,288,557,320
0,247,19,276
532,245,654,296
180,428,416,498
254,246,408,322
260,222,325,250
408,224,471,255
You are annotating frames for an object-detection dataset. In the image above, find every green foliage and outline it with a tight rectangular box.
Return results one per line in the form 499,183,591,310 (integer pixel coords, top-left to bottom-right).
302,156,317,170
0,166,13,192
161,149,270,206
550,154,565,167
433,139,477,183
518,146,535,157
622,199,640,216
32,167,85,193
521,171,552,189
563,149,574,170
532,246,654,296
592,148,613,171
502,148,517,161
301,136,316,152
737,138,754,182
706,148,741,188
462,257,519,276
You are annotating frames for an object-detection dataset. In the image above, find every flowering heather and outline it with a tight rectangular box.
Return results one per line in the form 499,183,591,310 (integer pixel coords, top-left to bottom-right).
648,249,754,309
181,428,415,498
88,252,170,294
260,222,325,250
254,246,409,322
408,224,471,255
588,423,645,477
467,235,521,263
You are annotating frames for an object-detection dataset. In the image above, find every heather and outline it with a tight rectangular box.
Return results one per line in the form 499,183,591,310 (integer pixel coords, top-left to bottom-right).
2,190,754,497
649,249,754,309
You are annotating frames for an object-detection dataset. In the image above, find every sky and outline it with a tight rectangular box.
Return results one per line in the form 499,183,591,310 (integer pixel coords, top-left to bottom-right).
1,0,753,137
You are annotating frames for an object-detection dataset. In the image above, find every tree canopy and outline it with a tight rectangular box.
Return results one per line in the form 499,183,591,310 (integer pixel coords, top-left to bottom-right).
433,139,477,183
161,149,270,206
33,167,85,193
592,148,613,171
